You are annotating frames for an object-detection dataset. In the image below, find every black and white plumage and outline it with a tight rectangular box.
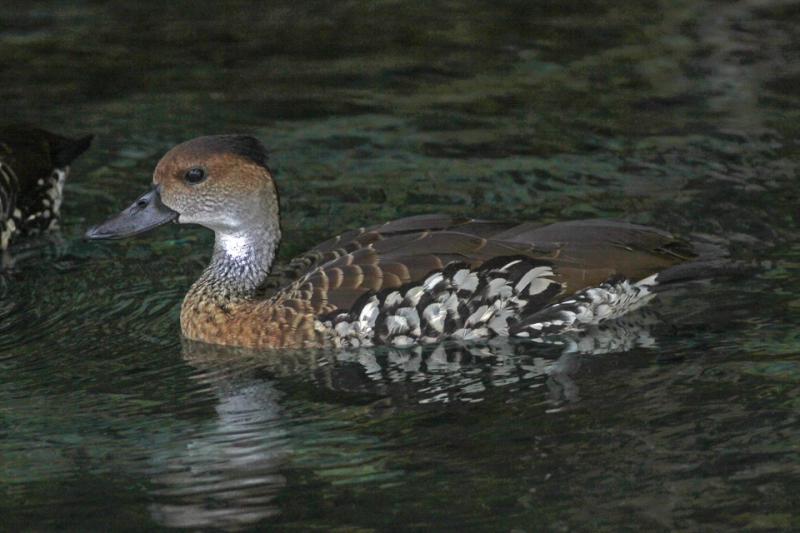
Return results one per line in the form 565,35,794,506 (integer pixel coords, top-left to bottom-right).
322,255,661,348
0,126,93,250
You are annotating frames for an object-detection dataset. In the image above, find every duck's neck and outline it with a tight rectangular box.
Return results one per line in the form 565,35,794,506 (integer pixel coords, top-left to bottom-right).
195,223,280,301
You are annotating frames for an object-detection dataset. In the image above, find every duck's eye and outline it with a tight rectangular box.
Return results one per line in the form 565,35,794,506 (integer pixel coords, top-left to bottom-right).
183,167,206,184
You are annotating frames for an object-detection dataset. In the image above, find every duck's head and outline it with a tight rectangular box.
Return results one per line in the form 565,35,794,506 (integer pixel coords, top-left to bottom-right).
86,135,279,240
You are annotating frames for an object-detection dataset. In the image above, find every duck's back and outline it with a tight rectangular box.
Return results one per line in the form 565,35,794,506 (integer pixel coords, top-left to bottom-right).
245,215,696,348
266,215,693,308
0,126,93,248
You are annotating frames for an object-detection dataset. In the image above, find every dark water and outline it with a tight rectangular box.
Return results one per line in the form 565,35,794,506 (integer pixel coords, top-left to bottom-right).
2,1,800,531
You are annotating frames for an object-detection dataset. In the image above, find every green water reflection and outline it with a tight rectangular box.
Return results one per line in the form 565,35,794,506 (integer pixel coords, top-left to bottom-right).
2,0,800,531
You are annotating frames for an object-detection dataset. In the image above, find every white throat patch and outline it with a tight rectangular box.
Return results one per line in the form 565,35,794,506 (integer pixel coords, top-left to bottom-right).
218,233,251,260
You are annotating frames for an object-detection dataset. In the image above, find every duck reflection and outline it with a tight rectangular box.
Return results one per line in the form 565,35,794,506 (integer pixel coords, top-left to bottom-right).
317,309,658,406
146,309,657,529
145,356,289,529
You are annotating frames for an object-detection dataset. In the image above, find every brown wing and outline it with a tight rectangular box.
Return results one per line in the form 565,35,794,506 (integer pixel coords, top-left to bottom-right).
258,214,519,296
514,218,697,295
270,216,695,315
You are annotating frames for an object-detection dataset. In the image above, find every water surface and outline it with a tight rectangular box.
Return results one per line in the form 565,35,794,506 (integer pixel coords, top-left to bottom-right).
2,1,800,531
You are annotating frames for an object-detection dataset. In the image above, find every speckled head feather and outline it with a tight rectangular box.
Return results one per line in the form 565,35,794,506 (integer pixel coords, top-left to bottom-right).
153,135,278,235
168,135,269,169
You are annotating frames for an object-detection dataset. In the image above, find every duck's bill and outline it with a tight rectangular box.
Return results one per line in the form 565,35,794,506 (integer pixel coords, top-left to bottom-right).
85,185,179,240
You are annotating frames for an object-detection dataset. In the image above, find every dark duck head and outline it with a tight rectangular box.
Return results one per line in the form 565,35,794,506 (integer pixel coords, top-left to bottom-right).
87,135,697,349
0,126,93,250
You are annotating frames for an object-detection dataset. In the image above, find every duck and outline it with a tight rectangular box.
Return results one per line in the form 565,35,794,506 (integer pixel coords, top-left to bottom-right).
86,135,697,349
0,126,94,250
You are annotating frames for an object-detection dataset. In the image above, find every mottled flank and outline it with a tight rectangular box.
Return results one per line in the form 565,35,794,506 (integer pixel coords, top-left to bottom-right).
0,126,93,250
323,256,561,347
508,274,657,338
321,260,661,348
0,161,18,250
88,135,698,348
